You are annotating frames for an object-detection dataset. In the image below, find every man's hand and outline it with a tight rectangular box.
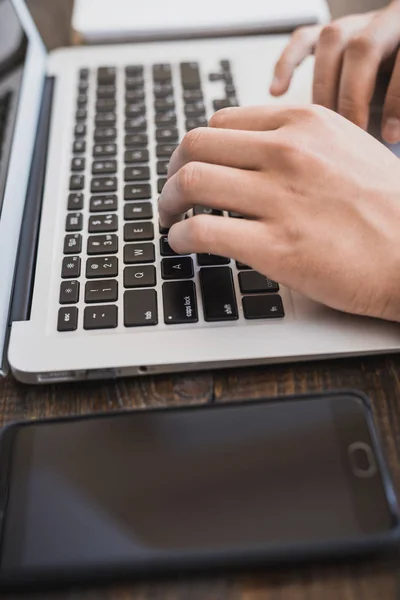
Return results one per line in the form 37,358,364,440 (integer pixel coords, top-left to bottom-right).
270,1,400,144
159,106,400,321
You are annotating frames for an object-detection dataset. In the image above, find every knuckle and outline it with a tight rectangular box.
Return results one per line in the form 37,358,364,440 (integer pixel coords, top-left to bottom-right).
176,162,202,197
319,22,344,45
347,32,378,57
384,93,400,115
180,127,205,160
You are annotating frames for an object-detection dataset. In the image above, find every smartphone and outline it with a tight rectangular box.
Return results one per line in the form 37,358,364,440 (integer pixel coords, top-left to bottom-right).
0,391,398,589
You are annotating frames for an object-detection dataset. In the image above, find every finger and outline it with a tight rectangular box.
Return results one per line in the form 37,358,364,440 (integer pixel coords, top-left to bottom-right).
270,25,321,96
167,126,274,179
382,49,400,143
338,11,400,128
159,162,268,229
208,105,293,132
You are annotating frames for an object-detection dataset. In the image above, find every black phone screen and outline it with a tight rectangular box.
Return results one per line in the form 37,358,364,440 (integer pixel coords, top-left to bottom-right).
0,395,394,574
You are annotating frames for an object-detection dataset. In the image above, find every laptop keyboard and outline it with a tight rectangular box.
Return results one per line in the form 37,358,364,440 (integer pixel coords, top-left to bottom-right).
58,62,285,332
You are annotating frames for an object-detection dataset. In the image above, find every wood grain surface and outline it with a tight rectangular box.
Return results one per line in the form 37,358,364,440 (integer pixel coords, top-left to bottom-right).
3,0,399,598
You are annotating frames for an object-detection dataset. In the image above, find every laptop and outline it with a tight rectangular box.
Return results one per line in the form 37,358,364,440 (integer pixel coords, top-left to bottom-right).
1,0,400,384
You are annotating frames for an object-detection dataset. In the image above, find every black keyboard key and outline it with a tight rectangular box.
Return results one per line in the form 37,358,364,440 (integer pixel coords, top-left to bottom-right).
125,116,147,132
74,123,86,137
154,98,175,113
126,65,144,76
156,144,177,158
220,60,231,72
183,89,203,102
71,157,85,171
69,174,84,190
154,82,173,98
91,176,117,193
97,67,116,84
125,148,149,163
242,295,284,319
153,64,172,82
78,80,89,93
85,280,118,303
77,93,87,107
124,165,150,182
92,160,117,175
159,222,170,234
180,62,201,89
126,75,144,90
236,261,251,270
59,280,80,304
96,98,116,112
184,101,206,117
161,257,194,280
124,242,155,264
86,256,118,278
61,256,81,278
84,305,118,330
155,111,177,126
124,202,153,220
225,83,237,97
163,281,198,324
97,84,116,99
124,265,156,288
87,234,118,255
64,234,82,254
57,307,78,332
209,72,225,81
186,117,207,130
125,103,146,118
94,127,116,142
124,221,154,241
67,193,84,210
76,108,87,121
124,290,158,326
89,214,118,233
125,133,148,147
66,212,83,232
90,194,118,212
95,112,116,125
213,98,238,111
93,143,117,157
124,183,151,201
125,89,145,103
79,68,89,80
156,127,178,142
73,140,86,154
160,236,182,257
193,206,223,217
197,254,230,266
238,271,280,294
200,267,238,321
157,160,169,176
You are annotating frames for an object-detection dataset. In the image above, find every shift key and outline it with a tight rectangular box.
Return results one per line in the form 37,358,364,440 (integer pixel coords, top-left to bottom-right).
200,267,238,321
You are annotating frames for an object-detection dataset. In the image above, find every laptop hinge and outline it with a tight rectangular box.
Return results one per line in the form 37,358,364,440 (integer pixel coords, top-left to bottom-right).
9,76,55,324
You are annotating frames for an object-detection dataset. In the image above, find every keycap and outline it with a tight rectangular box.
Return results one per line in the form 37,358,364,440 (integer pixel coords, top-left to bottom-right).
154,98,175,112
66,213,83,232
57,307,78,332
159,222,169,234
125,103,146,118
125,89,145,103
209,72,224,81
163,281,198,324
124,221,154,241
153,64,172,82
124,183,151,201
125,133,148,147
94,127,116,142
156,127,178,142
61,256,81,278
225,83,237,97
125,149,149,163
155,111,177,126
157,160,169,176
239,271,280,294
59,280,80,304
95,112,116,125
125,115,147,132
74,123,86,137
126,75,144,90
126,65,144,76
79,68,89,79
156,144,178,158
97,66,116,84
186,117,207,131
73,140,86,154
92,160,117,175
78,82,89,95
242,295,284,319
64,234,82,254
89,214,118,233
124,166,150,181
193,206,223,217
183,89,203,102
184,102,205,117
197,254,230,266
97,84,116,98
67,193,83,210
86,256,118,278
124,290,158,326
124,202,153,220
124,265,156,288
180,62,201,89
69,174,84,190
220,60,231,72
84,305,118,330
236,261,251,270
160,236,183,257
161,257,194,280
96,98,116,112
124,242,155,264
93,143,117,157
76,108,87,120
158,178,167,193
90,194,117,212
154,82,173,98
200,267,238,321
87,234,118,255
91,176,117,193
213,98,238,111
85,280,118,303
77,93,87,107
71,157,85,172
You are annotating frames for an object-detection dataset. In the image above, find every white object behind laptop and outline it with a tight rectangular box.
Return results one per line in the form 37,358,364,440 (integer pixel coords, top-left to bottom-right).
72,0,331,43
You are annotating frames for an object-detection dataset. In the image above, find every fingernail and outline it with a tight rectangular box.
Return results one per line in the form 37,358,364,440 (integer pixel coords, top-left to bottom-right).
383,117,400,144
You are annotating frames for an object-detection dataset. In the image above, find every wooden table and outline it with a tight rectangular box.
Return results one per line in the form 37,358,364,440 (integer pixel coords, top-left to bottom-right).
4,0,399,598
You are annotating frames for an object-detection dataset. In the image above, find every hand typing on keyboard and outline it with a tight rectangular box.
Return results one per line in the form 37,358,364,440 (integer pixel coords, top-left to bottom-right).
159,105,400,322
270,1,400,144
